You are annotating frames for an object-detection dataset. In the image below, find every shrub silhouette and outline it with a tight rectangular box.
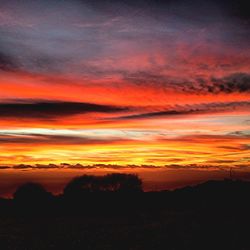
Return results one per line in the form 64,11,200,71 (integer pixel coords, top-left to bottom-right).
14,182,52,204
63,173,142,198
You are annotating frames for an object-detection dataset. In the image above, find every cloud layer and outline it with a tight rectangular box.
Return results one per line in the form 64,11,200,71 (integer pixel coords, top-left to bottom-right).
0,0,249,173
0,101,128,119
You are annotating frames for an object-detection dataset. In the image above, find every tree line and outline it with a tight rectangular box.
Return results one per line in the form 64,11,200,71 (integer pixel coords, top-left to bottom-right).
1,174,250,216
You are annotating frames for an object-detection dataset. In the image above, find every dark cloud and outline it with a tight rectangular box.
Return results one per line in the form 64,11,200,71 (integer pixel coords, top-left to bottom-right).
0,0,249,76
9,163,155,170
1,163,248,172
116,101,250,120
0,52,17,71
123,72,175,86
205,159,241,164
123,71,250,94
211,73,250,93
117,110,191,120
0,165,10,169
0,133,127,145
0,101,128,119
82,0,250,22
228,131,250,137
217,0,250,21
12,164,33,169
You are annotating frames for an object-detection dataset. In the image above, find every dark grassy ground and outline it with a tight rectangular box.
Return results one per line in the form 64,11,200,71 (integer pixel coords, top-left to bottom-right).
0,209,249,250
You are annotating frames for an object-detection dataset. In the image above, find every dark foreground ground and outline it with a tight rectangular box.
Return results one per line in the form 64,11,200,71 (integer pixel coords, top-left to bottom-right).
0,179,249,250
0,210,249,250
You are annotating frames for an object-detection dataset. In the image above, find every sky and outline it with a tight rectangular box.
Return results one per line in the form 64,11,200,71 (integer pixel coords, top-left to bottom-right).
0,0,249,196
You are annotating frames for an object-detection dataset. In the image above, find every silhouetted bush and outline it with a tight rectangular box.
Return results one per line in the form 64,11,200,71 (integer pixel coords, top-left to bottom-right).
13,183,53,214
14,182,52,202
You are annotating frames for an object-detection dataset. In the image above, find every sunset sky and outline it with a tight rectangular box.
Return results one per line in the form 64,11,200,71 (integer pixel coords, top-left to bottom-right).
0,0,249,196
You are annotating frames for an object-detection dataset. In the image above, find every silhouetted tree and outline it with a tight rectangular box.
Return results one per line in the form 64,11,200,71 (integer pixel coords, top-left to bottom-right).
105,173,142,193
63,174,142,199
63,175,98,198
